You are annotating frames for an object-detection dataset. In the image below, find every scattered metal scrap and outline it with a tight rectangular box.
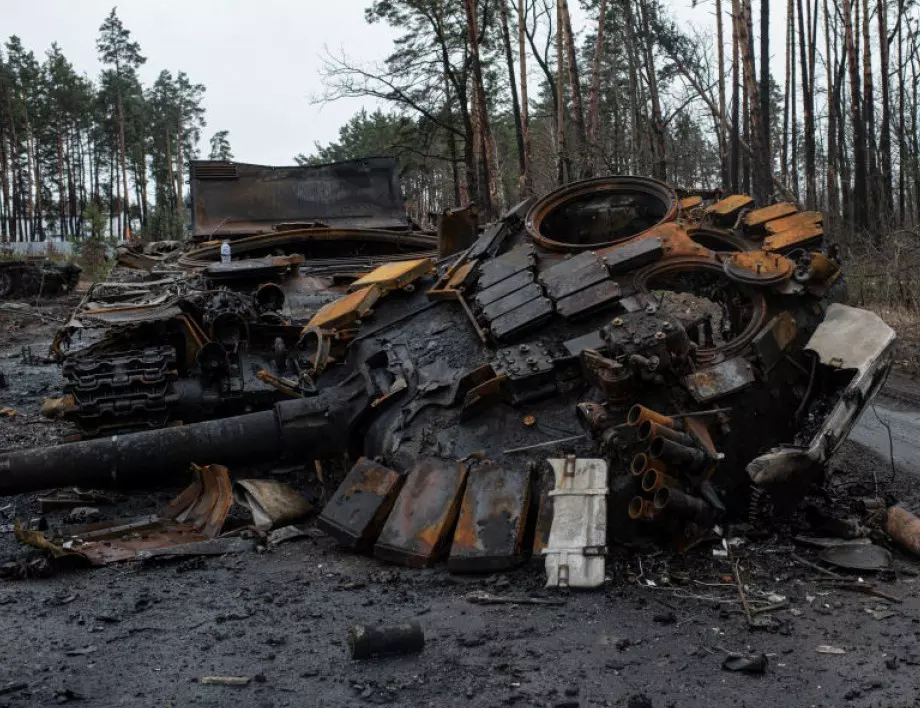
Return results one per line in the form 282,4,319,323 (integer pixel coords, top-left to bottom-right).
0,173,899,587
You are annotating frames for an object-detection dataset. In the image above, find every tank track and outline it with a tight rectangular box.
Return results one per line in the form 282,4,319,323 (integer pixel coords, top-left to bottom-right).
62,346,178,435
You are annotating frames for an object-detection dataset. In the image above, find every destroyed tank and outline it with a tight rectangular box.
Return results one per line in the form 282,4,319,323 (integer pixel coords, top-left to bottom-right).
0,257,81,299
1,175,895,579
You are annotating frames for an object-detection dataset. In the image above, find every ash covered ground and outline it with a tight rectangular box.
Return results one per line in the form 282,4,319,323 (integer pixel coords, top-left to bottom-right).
1,299,920,707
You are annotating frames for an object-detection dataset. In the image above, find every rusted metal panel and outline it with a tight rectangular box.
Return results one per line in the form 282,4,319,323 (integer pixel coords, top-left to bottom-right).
538,251,609,300
318,458,405,551
348,258,434,293
763,225,824,253
743,202,798,228
374,457,469,567
723,251,794,285
555,280,621,319
437,204,478,258
308,285,381,329
684,357,756,402
679,195,702,210
188,157,409,239
448,461,533,572
764,210,823,234
704,194,754,219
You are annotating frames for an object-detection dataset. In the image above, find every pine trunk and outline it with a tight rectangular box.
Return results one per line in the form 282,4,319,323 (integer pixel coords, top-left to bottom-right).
117,90,130,240
716,0,729,188
841,0,867,227
518,0,532,195
796,0,817,208
586,0,608,179
736,0,771,204
498,0,527,196
877,0,893,215
561,0,588,177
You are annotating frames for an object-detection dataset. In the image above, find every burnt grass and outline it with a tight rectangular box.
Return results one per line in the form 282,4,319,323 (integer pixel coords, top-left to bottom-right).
1,301,920,707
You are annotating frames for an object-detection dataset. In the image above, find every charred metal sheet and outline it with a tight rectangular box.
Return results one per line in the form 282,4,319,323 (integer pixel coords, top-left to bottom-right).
562,330,607,357
467,222,508,261
374,457,469,567
474,270,535,308
555,280,621,319
495,342,555,381
79,304,184,326
203,255,302,282
684,357,756,402
704,194,754,220
531,465,556,555
749,306,896,489
233,479,313,530
318,458,405,551
481,283,544,322
188,157,409,238
742,202,798,229
448,461,533,572
752,312,797,372
763,225,824,253
765,210,823,234
495,342,556,403
477,244,535,290
437,204,478,258
489,296,554,341
602,237,663,274
538,252,609,300
308,285,382,329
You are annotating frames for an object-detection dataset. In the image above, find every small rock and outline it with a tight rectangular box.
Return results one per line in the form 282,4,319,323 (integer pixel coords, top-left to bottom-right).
615,638,631,651
653,611,676,625
885,656,899,670
565,686,579,697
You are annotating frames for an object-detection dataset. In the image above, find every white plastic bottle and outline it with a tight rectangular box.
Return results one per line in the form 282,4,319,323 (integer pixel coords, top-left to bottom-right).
220,240,231,264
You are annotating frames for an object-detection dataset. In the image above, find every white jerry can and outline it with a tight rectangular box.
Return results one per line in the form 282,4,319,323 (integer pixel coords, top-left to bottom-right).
543,456,608,589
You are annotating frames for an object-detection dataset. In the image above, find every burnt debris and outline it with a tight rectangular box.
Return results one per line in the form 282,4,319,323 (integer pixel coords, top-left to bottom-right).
0,169,898,584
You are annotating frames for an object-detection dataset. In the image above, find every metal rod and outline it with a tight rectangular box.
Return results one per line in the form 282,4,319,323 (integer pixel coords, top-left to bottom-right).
503,434,587,454
669,407,733,419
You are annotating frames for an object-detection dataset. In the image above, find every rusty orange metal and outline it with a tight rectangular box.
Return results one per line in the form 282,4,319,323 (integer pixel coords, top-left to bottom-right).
374,457,469,567
630,453,667,477
704,194,754,219
679,195,703,210
743,202,798,229
308,284,382,330
764,210,823,234
763,224,824,253
724,251,794,284
627,404,674,428
348,258,434,293
448,461,533,572
318,458,405,551
887,505,920,557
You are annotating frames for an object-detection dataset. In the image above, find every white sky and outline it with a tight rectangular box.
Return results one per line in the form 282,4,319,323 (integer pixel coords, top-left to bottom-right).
2,0,789,165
